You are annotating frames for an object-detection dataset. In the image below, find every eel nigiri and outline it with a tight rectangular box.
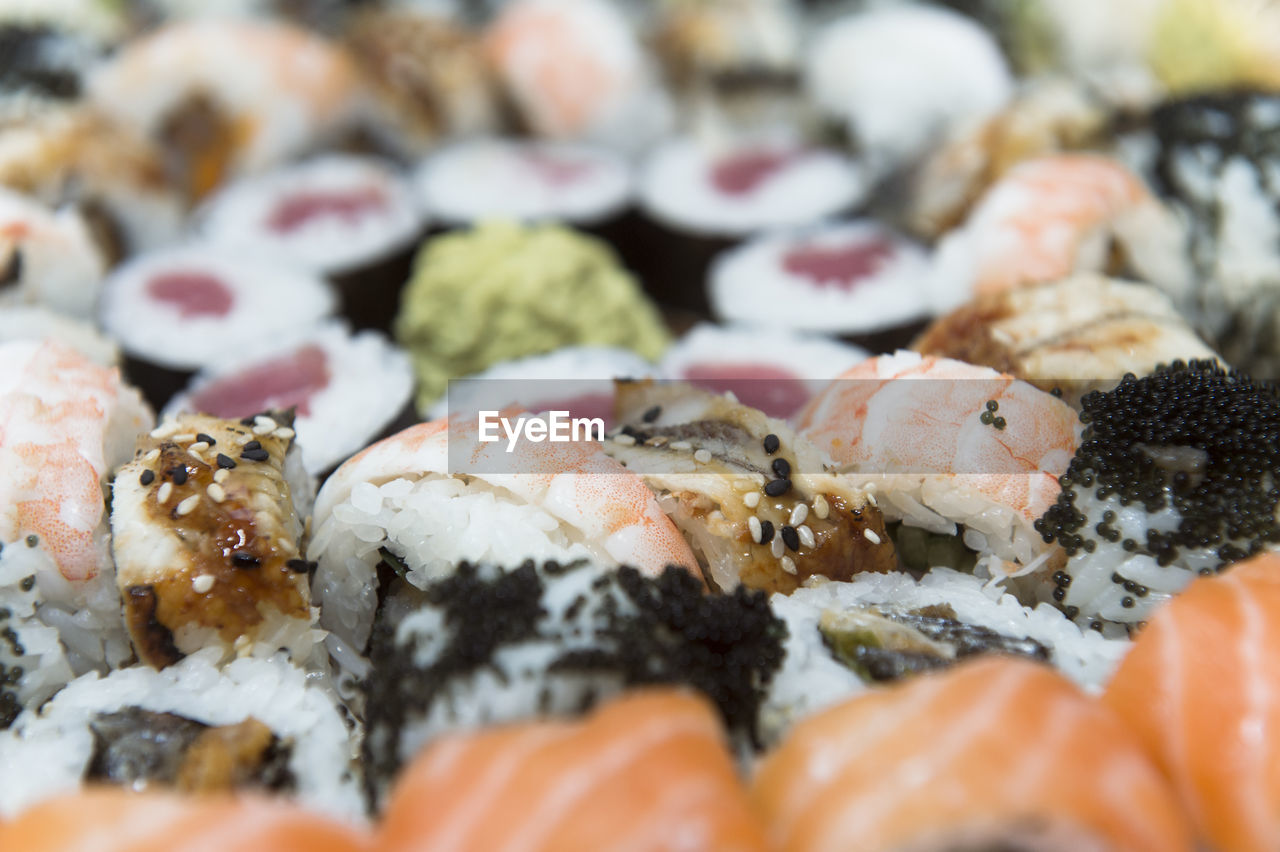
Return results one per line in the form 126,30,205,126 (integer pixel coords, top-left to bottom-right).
0,789,373,852
1103,552,1280,852
753,656,1193,852
380,689,767,852
110,411,318,668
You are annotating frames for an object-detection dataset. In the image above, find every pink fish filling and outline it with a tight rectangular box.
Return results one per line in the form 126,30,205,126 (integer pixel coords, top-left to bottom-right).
683,364,811,419
782,237,896,291
267,186,388,233
146,272,234,319
523,152,594,186
188,344,330,418
710,149,799,196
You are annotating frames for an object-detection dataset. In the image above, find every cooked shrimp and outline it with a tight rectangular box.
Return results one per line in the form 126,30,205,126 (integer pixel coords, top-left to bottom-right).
0,789,374,852
88,19,362,196
0,187,107,318
0,340,152,582
381,689,766,852
930,154,1189,308
315,411,696,577
1103,552,1280,852
484,0,670,148
753,656,1194,852
797,351,1080,573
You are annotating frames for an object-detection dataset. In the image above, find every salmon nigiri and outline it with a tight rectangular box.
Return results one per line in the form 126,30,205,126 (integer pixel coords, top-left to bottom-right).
753,656,1193,852
380,689,766,852
1103,552,1280,852
0,789,374,852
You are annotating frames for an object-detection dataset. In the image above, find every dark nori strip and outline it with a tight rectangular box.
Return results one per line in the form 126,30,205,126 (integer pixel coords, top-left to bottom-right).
123,585,185,668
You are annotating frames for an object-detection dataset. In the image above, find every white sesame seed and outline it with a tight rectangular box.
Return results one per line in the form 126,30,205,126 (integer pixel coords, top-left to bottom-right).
252,422,276,436
770,537,784,559
143,448,161,463
723,390,738,403
798,524,816,548
790,504,809,526
780,556,797,575
156,482,173,504
254,415,277,428
189,441,210,453
613,433,637,446
864,529,882,544
274,427,295,440
866,492,878,507
213,468,230,484
176,495,200,516
813,494,830,520
732,478,754,492
748,516,762,543
753,473,767,486
743,492,760,509
693,449,712,464
148,425,172,439
207,483,227,503
646,435,668,447
192,574,215,594
669,441,692,451
172,433,195,444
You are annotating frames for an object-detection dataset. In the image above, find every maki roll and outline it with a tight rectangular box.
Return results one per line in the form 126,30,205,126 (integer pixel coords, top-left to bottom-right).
633,137,864,311
0,187,107,319
708,220,932,352
196,155,424,333
804,5,1013,174
0,340,153,676
307,417,695,688
167,322,415,478
0,541,74,730
0,650,361,820
762,567,1129,743
109,412,320,669
659,323,866,419
98,244,336,410
87,18,362,199
604,380,898,594
394,222,669,413
482,0,673,152
913,274,1221,406
1140,90,1280,377
414,138,633,229
343,8,499,157
361,558,784,807
1035,360,1280,632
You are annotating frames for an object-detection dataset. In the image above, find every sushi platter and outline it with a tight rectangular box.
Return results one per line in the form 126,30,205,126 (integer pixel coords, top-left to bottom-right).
2,0,1280,849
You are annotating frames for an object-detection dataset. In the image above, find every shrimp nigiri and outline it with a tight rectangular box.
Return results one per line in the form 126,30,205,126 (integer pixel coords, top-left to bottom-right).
308,412,697,683
753,656,1194,852
1103,552,1280,852
797,351,1080,576
380,689,767,852
0,187,107,318
930,154,1190,311
0,789,374,852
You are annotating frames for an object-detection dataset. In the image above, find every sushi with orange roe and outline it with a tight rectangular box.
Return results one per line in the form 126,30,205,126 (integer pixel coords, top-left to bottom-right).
0,789,374,852
1103,551,1280,852
379,689,766,852
753,656,1194,852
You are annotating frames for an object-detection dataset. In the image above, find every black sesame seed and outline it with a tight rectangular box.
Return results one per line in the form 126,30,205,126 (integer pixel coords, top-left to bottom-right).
771,458,791,479
230,550,260,568
168,466,188,486
19,576,34,592
1052,587,1066,601
641,406,661,423
759,520,775,544
1121,596,1135,609
763,434,780,455
139,469,155,486
993,417,1006,430
285,559,313,574
196,433,216,446
24,535,36,548
241,448,269,462
243,440,262,451
986,400,999,411
780,525,800,551
215,453,236,470
763,479,791,497
980,411,994,425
